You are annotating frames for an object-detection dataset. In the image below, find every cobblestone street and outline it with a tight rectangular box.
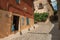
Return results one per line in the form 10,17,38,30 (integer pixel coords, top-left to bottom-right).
0,0,59,40
0,22,60,40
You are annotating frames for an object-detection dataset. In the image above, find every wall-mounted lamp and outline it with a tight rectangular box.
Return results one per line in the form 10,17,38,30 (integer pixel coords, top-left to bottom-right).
23,7,27,11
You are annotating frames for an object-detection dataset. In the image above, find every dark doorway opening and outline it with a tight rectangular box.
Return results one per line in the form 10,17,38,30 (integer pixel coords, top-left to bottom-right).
13,15,19,31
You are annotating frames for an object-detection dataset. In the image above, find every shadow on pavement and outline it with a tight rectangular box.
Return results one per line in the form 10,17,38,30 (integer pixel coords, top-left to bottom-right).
49,22,60,40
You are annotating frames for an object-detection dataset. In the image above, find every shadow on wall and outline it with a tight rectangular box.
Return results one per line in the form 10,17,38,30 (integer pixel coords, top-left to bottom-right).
49,21,60,40
49,14,58,23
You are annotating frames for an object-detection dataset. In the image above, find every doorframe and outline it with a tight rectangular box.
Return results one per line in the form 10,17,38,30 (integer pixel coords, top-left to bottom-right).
12,13,20,32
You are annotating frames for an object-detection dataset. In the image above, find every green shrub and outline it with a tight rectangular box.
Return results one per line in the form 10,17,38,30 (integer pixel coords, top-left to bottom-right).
34,12,49,23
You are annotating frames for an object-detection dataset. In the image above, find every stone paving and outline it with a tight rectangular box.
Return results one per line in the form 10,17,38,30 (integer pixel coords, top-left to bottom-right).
0,22,60,40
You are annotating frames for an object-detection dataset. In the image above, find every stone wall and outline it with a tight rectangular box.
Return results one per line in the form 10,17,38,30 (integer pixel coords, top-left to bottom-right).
0,10,34,38
34,0,48,13
33,0,54,16
0,10,12,38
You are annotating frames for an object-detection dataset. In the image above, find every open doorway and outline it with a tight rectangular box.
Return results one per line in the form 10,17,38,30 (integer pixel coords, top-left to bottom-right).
12,15,19,31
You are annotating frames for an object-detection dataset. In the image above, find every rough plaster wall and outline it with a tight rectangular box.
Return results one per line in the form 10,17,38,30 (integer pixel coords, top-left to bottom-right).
34,0,48,13
0,10,12,38
34,0,54,16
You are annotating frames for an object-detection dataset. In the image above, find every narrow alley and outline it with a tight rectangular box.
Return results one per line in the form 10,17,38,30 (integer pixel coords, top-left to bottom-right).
0,22,60,40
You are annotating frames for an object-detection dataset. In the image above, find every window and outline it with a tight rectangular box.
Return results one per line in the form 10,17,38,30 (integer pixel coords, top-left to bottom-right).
38,3,43,9
16,0,20,4
21,17,24,25
26,18,29,25
24,0,28,2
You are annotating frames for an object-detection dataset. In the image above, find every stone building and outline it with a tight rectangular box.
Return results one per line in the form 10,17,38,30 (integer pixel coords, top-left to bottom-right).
33,0,54,23
34,0,54,16
0,0,34,38
34,0,48,13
